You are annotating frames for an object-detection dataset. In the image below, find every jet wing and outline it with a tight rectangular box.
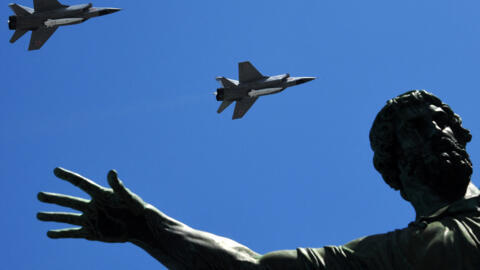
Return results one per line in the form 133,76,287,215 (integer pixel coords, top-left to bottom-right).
233,97,258,119
34,0,66,12
29,26,58,50
238,61,264,83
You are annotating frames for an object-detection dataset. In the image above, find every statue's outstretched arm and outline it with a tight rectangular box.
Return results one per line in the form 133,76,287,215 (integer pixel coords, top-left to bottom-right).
37,168,303,270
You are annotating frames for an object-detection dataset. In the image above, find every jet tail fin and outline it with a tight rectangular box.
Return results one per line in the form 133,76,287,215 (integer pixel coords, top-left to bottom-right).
9,4,34,16
10,29,28,43
239,61,264,83
33,0,66,12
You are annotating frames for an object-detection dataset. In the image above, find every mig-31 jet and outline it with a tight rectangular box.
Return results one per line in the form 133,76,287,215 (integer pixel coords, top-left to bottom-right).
8,0,121,50
214,61,315,119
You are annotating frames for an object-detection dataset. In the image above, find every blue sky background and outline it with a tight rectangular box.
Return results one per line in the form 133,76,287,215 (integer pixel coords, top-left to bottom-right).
2,0,480,269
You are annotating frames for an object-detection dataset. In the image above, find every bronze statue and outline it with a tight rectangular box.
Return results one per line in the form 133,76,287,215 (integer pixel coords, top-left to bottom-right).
37,90,480,269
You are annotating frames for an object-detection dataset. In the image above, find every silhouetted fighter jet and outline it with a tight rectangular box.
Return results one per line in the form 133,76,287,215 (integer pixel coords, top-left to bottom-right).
214,61,315,119
8,0,120,50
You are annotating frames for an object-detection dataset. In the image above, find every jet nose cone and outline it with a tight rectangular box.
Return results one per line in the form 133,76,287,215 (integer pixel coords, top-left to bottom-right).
108,8,122,14
98,8,122,16
295,77,316,85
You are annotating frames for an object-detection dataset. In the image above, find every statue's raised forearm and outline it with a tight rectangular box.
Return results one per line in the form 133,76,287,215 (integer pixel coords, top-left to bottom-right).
130,204,262,269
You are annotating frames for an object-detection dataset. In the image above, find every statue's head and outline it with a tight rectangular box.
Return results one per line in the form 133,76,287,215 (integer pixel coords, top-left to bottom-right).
370,90,473,202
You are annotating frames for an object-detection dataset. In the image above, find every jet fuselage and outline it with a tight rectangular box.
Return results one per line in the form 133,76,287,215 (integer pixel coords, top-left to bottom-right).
8,4,120,31
216,74,315,101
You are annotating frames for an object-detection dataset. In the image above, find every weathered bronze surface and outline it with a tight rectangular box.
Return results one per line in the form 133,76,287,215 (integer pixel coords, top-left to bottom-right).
38,90,480,269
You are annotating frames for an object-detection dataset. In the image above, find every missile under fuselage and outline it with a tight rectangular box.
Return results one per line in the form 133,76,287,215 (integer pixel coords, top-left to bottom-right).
247,87,284,97
44,18,84,27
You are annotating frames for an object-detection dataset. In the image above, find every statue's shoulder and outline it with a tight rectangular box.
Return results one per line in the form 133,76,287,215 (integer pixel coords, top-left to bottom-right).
318,199,480,270
397,199,480,268
408,199,480,245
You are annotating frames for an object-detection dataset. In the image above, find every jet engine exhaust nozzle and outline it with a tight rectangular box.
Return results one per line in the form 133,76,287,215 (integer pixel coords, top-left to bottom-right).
8,16,17,30
215,88,225,101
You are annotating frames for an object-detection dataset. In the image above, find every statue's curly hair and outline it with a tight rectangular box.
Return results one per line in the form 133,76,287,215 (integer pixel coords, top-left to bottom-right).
369,90,472,201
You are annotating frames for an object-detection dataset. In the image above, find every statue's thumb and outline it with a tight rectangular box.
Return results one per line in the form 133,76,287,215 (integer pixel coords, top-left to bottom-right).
108,170,129,199
107,170,144,214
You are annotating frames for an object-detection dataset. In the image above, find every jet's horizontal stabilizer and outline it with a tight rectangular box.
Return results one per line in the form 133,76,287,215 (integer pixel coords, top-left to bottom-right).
10,29,28,43
217,100,233,113
216,77,238,88
9,4,33,16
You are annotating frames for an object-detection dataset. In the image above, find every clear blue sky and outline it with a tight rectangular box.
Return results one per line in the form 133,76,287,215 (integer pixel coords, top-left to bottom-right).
2,0,480,269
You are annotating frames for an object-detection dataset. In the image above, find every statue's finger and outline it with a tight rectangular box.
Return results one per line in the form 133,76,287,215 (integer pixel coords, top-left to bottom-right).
47,228,87,239
37,212,83,226
54,167,104,197
37,192,89,211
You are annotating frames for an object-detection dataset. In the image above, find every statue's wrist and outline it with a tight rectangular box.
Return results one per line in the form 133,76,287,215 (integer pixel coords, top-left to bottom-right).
123,209,156,244
127,205,168,244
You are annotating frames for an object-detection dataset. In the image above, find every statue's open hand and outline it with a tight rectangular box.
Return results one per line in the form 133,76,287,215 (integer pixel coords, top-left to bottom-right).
37,168,148,243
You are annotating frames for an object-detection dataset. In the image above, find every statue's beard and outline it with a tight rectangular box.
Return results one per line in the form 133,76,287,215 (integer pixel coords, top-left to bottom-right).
402,135,473,201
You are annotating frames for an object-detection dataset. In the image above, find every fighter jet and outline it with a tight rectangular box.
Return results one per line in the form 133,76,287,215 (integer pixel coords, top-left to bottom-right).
214,61,315,119
8,0,121,50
